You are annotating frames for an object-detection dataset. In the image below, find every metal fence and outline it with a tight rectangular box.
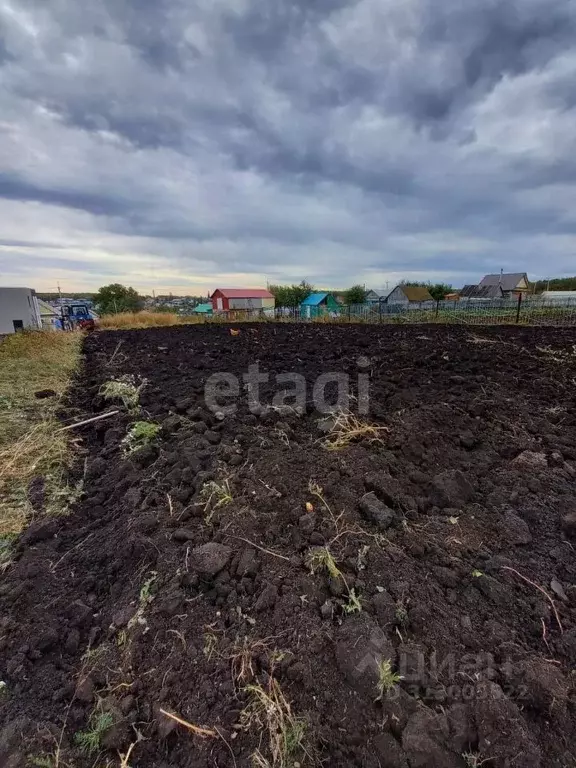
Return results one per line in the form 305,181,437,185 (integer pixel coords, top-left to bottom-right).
205,296,576,327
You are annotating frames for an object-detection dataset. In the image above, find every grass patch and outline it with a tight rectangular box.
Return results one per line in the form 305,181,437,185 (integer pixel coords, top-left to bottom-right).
98,311,185,330
0,331,83,537
28,756,55,768
74,709,114,756
122,421,160,453
307,546,364,613
0,533,17,572
200,479,233,521
100,375,145,412
230,637,274,688
241,677,311,767
306,546,343,582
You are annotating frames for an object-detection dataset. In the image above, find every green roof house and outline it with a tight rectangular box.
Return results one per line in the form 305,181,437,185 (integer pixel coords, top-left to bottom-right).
300,292,340,318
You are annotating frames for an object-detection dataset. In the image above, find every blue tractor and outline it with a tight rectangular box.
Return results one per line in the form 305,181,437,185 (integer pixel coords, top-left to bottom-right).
61,304,96,331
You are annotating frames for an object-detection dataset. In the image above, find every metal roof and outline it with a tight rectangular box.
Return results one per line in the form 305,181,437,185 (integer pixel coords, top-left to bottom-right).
398,285,434,302
301,292,329,306
211,288,274,299
192,303,213,313
460,284,502,299
479,273,528,291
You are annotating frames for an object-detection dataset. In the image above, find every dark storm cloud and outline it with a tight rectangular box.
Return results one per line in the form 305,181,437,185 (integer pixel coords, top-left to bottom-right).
0,239,68,249
0,176,128,218
0,38,13,65
0,0,575,288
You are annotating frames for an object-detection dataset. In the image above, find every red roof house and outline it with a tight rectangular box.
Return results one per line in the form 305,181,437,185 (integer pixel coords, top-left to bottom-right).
210,288,275,311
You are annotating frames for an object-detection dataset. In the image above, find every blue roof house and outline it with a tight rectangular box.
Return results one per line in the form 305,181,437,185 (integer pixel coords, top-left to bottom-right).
300,292,340,319
192,303,213,314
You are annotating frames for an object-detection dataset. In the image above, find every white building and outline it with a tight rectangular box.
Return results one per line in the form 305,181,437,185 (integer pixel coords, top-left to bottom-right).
539,291,576,304
0,287,42,334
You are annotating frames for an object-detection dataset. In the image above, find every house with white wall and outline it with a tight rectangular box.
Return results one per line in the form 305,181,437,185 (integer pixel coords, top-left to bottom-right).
0,287,42,334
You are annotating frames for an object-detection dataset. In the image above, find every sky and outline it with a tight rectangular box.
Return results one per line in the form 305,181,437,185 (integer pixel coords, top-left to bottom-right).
0,0,575,295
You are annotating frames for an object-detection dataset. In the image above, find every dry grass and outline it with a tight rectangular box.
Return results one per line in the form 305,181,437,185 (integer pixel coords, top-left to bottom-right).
229,637,280,690
306,546,343,582
0,331,83,537
157,708,217,739
536,344,576,362
200,479,233,522
467,334,498,345
98,311,187,330
321,410,389,450
241,677,310,768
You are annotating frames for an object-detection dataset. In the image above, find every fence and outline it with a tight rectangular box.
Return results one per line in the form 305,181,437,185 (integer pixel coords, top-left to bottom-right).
205,296,576,327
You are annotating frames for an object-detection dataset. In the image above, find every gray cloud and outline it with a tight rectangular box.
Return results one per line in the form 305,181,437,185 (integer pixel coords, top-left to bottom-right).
0,175,128,217
0,0,575,292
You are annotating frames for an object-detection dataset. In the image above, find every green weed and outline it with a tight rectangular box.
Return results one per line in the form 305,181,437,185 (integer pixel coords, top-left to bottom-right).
395,600,409,625
342,588,363,615
100,375,146,412
200,479,233,521
122,421,160,454
74,710,114,756
139,571,158,604
376,659,403,700
28,756,54,768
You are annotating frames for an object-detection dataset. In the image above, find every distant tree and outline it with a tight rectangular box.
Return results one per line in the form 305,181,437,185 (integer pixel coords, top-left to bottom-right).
428,283,453,301
94,283,142,314
269,285,292,307
269,280,314,307
531,277,576,293
37,292,97,301
343,285,368,305
291,280,314,306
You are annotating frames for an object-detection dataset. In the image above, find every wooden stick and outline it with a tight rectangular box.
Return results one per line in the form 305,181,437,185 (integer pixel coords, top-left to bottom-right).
57,410,119,432
158,708,217,738
502,566,563,633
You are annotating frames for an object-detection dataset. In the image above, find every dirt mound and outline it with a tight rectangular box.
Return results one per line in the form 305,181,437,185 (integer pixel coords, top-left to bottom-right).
1,324,576,767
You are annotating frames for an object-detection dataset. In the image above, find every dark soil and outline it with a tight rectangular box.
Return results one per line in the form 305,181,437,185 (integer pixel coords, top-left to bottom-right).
2,323,576,768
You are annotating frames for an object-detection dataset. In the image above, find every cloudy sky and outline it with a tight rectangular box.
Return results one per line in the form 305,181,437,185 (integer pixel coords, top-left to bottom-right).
1,0,575,294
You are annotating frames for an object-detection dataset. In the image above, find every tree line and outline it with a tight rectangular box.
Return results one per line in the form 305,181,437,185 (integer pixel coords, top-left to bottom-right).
87,275,576,315
268,282,372,306
530,277,576,293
